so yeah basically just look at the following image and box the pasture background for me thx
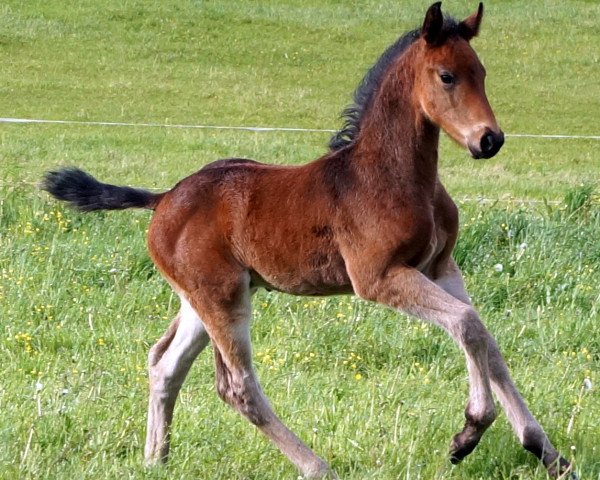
[1,0,599,478]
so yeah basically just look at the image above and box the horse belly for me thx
[248,247,352,296]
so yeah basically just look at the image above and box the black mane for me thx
[329,17,460,152]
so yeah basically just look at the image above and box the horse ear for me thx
[422,2,444,45]
[459,3,484,41]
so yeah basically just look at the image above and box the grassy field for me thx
[1,1,599,479]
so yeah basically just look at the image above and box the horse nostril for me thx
[481,132,495,154]
[478,130,504,158]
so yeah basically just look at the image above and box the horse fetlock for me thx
[522,425,574,478]
[144,442,169,466]
[539,451,574,479]
[465,403,496,430]
[144,453,168,467]
[521,424,547,459]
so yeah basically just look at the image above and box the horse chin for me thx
[469,148,485,160]
[468,144,500,160]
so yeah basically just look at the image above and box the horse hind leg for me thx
[188,271,335,479]
[145,295,210,464]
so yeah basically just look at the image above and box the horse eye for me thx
[440,73,455,85]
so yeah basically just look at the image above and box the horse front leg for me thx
[433,258,574,478]
[486,338,573,478]
[351,265,497,463]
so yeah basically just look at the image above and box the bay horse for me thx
[42,3,573,478]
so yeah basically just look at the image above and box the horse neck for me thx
[352,50,440,198]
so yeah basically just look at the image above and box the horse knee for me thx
[454,308,491,349]
[465,402,496,430]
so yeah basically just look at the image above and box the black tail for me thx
[41,167,161,212]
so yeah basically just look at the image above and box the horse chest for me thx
[404,213,448,274]
[412,223,449,274]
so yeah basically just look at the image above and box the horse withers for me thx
[42,3,573,478]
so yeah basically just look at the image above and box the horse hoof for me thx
[302,460,338,479]
[547,456,577,480]
[449,432,480,464]
[303,469,338,479]
[556,468,578,480]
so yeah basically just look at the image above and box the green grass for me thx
[1,1,599,479]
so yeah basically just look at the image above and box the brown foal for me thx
[43,2,573,478]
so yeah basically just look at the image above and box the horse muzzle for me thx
[468,129,505,159]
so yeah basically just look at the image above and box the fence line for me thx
[0,117,335,134]
[2,117,600,140]
[0,116,592,206]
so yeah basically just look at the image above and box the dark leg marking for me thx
[450,409,497,464]
[523,427,575,479]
